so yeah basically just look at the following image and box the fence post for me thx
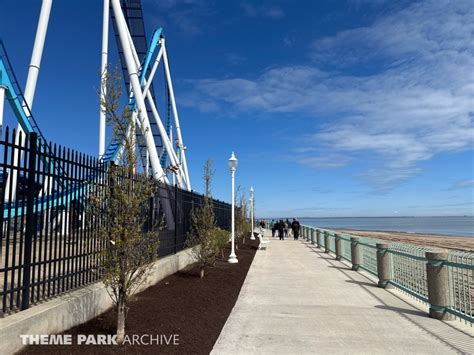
[335,234,342,260]
[306,227,310,241]
[350,237,361,271]
[425,250,454,320]
[324,231,330,253]
[311,229,315,244]
[376,243,391,288]
[317,229,322,249]
[21,132,38,310]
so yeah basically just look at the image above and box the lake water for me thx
[296,216,474,237]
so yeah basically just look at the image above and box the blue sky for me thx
[0,0,473,217]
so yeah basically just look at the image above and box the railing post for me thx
[350,237,361,271]
[311,229,315,244]
[317,229,322,249]
[21,132,38,310]
[335,234,342,260]
[324,231,330,253]
[425,250,454,320]
[376,243,391,288]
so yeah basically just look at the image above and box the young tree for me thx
[186,159,219,278]
[214,227,230,259]
[235,186,251,246]
[90,68,160,343]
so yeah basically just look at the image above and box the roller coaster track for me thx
[0,0,182,223]
[108,0,165,168]
[0,40,86,218]
[0,41,69,180]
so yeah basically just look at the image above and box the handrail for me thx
[300,224,473,325]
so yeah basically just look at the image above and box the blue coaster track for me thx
[108,0,166,169]
[0,0,169,219]
[0,40,86,218]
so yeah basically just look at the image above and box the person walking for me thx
[258,219,265,239]
[271,219,276,238]
[286,218,292,238]
[284,220,289,238]
[273,220,280,238]
[278,219,285,240]
[291,218,300,240]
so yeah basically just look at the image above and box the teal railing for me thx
[446,252,474,323]
[300,225,473,326]
[389,243,430,303]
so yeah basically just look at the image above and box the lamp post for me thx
[250,186,255,240]
[228,152,238,264]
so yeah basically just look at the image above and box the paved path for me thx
[211,233,474,354]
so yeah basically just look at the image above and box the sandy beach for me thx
[335,229,474,252]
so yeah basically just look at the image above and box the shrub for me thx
[214,227,230,259]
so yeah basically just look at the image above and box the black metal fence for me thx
[0,128,231,317]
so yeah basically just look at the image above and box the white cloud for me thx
[144,0,204,8]
[294,154,351,169]
[144,0,212,35]
[241,3,285,19]
[184,66,328,113]
[445,179,474,191]
[347,0,389,6]
[312,0,473,69]
[283,35,295,47]
[226,53,247,65]
[182,0,474,191]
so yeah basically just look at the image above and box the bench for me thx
[257,232,270,250]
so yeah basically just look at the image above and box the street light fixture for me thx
[250,186,255,240]
[228,152,238,264]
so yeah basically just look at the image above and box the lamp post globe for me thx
[228,152,238,171]
[228,152,238,264]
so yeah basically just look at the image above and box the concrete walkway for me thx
[211,234,474,354]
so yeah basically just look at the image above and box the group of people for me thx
[255,218,301,241]
[269,218,301,240]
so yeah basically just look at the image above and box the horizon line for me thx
[259,215,474,219]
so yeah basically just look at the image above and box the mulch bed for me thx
[21,240,258,355]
